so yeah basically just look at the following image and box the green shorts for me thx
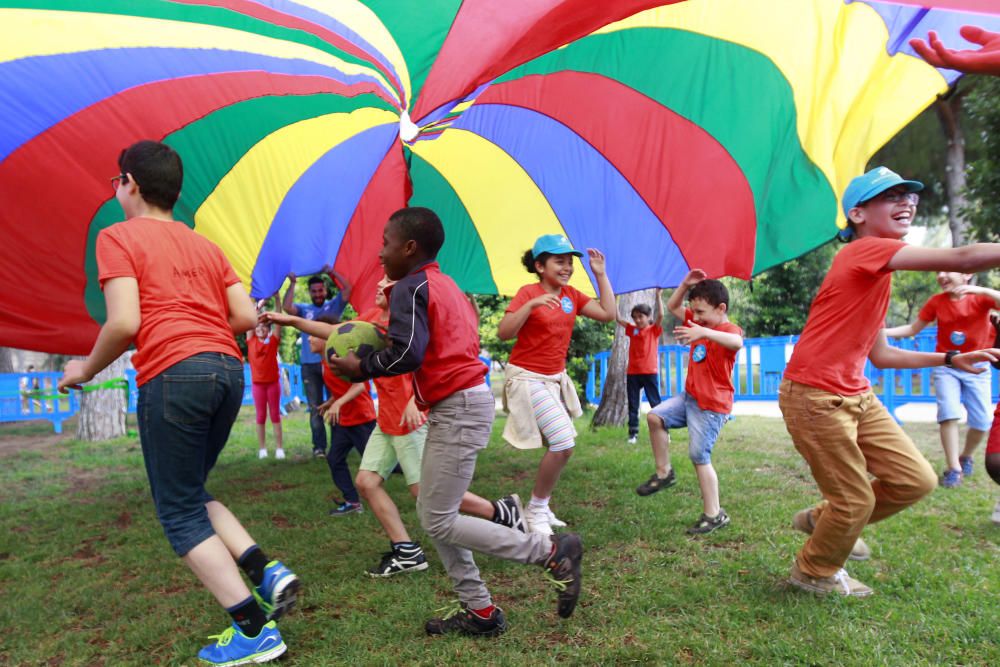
[359,423,427,485]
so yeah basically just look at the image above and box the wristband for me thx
[944,350,959,367]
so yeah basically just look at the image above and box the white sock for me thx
[529,495,550,509]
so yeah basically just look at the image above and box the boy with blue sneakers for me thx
[635,270,743,535]
[59,141,298,665]
[885,273,1000,487]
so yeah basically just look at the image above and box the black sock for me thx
[237,545,270,587]
[392,541,421,554]
[227,595,267,637]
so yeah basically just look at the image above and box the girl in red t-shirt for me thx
[498,234,616,535]
[248,321,284,460]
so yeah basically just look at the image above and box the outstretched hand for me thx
[910,26,1000,76]
[953,348,1000,373]
[674,320,708,345]
[260,311,293,326]
[587,248,606,276]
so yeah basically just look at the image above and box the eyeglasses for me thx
[869,190,919,206]
[110,173,128,192]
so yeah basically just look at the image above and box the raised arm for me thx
[666,269,706,321]
[329,268,353,303]
[578,249,616,322]
[884,318,930,339]
[282,273,299,316]
[653,287,663,323]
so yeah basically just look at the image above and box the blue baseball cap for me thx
[531,234,583,258]
[841,166,923,218]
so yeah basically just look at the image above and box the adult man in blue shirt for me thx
[283,266,352,457]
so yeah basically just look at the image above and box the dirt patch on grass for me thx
[0,430,68,458]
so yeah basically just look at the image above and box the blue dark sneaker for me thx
[198,621,285,665]
[941,469,963,488]
[960,456,974,477]
[329,501,363,516]
[254,561,300,621]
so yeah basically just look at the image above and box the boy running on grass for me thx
[263,282,525,579]
[635,271,743,535]
[884,273,1000,487]
[780,166,1000,598]
[328,207,582,637]
[617,292,664,444]
[59,140,298,665]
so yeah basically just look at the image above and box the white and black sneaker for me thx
[492,494,527,533]
[367,545,429,578]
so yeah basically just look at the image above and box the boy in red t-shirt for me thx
[58,141,295,665]
[885,273,1000,486]
[617,290,664,444]
[328,208,584,637]
[635,271,743,535]
[248,319,285,460]
[269,317,375,516]
[780,166,1000,598]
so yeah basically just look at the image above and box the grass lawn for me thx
[2,410,999,666]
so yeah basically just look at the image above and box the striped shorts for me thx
[528,381,576,452]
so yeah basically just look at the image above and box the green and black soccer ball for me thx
[325,320,388,381]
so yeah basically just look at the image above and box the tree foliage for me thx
[726,242,836,337]
[965,75,1000,243]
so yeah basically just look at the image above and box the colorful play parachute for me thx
[2,1,999,355]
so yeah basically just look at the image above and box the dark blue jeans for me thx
[627,374,662,437]
[301,362,330,453]
[327,421,375,503]
[137,352,244,556]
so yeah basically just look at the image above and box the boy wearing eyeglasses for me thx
[779,166,1000,598]
[59,140,297,665]
[884,274,1000,487]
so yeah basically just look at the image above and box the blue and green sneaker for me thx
[197,621,285,665]
[254,561,300,621]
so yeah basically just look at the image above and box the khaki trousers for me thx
[779,379,936,578]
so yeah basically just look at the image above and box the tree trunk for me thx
[77,353,128,441]
[0,347,13,374]
[591,289,658,427]
[936,90,970,247]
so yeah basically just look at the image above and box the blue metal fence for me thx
[585,327,1000,421]
[0,364,306,434]
[1,355,492,434]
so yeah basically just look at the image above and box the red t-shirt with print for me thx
[507,283,591,375]
[784,237,907,395]
[96,217,242,386]
[357,307,427,436]
[625,323,663,375]
[247,335,280,384]
[683,308,742,413]
[321,363,376,427]
[918,292,995,353]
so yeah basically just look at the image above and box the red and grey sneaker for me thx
[425,602,508,637]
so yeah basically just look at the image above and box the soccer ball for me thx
[325,320,388,381]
